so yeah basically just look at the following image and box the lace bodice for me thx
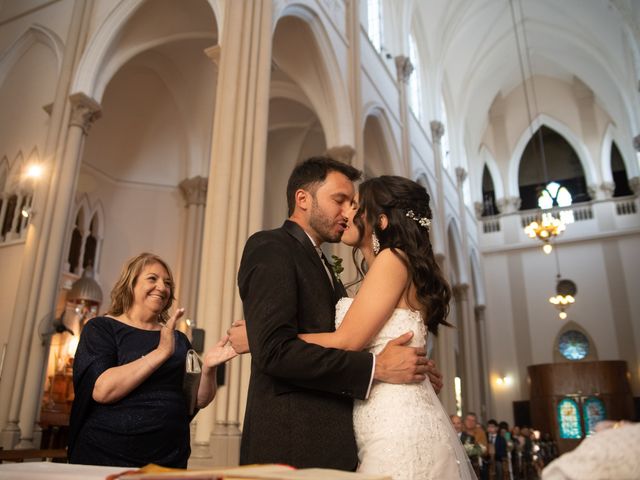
[334,297,427,354]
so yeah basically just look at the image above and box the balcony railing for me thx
[479,195,638,235]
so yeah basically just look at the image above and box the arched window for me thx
[583,397,606,437]
[440,97,451,170]
[557,398,583,439]
[1,194,17,239]
[481,165,498,216]
[366,0,383,52]
[83,214,98,269]
[518,126,590,210]
[0,161,7,192]
[611,143,632,197]
[538,181,574,224]
[408,33,422,119]
[68,212,83,274]
[0,159,34,243]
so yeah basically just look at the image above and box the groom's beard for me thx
[309,200,343,244]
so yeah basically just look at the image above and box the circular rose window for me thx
[558,330,589,361]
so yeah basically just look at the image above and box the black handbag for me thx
[183,349,202,416]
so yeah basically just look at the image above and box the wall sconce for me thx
[25,163,44,179]
[496,375,513,386]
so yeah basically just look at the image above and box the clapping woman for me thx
[68,252,236,468]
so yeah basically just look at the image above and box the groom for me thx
[233,156,442,470]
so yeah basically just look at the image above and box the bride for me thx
[298,175,476,479]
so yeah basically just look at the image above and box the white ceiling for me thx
[410,0,639,153]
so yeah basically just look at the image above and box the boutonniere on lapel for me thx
[330,255,344,281]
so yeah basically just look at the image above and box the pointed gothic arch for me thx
[0,24,63,88]
[508,114,598,199]
[72,0,218,102]
[273,4,353,147]
[362,106,400,176]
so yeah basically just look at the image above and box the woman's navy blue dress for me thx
[68,316,192,468]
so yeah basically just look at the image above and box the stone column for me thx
[14,93,101,449]
[452,283,480,415]
[454,168,481,414]
[496,196,522,244]
[431,121,447,233]
[395,56,413,176]
[178,176,208,316]
[0,0,95,448]
[347,0,363,172]
[434,254,456,413]
[475,305,491,420]
[192,0,273,465]
[430,121,455,413]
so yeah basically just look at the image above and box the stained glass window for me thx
[538,181,574,224]
[583,397,606,436]
[558,330,589,361]
[558,398,582,439]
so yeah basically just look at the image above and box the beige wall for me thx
[75,168,185,307]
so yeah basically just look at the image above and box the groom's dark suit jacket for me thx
[238,220,373,470]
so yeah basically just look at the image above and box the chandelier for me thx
[524,213,566,254]
[549,277,577,320]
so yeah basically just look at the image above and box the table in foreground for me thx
[0,462,124,479]
[0,463,392,480]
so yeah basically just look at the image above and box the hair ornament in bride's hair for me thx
[405,210,431,228]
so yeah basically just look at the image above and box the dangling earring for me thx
[372,232,380,255]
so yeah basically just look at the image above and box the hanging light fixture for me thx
[509,0,567,252]
[524,213,566,254]
[509,1,577,318]
[549,277,577,320]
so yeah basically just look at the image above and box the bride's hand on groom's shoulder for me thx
[373,332,430,384]
[227,319,250,354]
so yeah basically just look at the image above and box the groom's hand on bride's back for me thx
[374,332,431,385]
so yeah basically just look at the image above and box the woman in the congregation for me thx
[68,252,236,468]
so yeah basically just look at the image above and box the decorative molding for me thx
[455,167,467,185]
[600,181,616,199]
[325,145,356,165]
[633,134,640,152]
[394,55,413,84]
[204,45,221,65]
[496,196,521,214]
[473,201,484,219]
[587,184,598,200]
[452,283,469,302]
[430,120,445,143]
[68,93,101,135]
[179,176,208,206]
[629,176,640,195]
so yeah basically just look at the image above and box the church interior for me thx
[0,0,638,469]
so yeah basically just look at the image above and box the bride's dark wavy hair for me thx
[352,176,452,335]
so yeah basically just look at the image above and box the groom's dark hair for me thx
[286,156,361,215]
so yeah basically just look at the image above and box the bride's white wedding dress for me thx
[335,297,476,480]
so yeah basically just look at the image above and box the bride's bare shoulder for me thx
[367,248,409,280]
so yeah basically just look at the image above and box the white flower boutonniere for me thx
[330,254,344,280]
